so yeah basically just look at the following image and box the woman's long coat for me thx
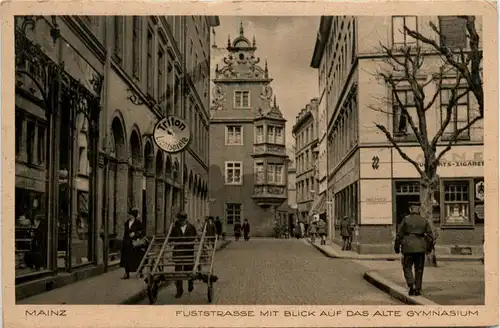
[120,219,145,272]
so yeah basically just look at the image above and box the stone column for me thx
[132,168,143,211]
[115,161,128,241]
[155,178,165,234]
[145,173,156,237]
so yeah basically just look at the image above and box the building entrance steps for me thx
[18,240,231,305]
[307,238,484,262]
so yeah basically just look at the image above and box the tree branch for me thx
[374,122,424,176]
[434,114,483,166]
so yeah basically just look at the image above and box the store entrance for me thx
[395,195,420,226]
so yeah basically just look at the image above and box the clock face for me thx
[153,116,191,154]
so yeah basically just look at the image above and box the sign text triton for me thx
[153,116,191,154]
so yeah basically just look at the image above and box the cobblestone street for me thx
[138,238,402,305]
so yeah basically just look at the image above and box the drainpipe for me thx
[101,17,112,271]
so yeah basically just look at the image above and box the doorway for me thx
[394,181,420,229]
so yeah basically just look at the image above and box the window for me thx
[157,44,165,108]
[443,180,471,225]
[255,162,264,183]
[255,126,264,143]
[132,17,141,78]
[392,16,417,46]
[439,16,468,49]
[225,203,242,225]
[147,29,154,96]
[440,87,470,140]
[266,125,284,144]
[26,120,35,164]
[226,125,243,145]
[37,125,46,165]
[275,126,284,144]
[225,161,242,185]
[393,89,418,136]
[234,91,250,108]
[114,16,124,61]
[267,164,275,183]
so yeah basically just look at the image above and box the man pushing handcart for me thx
[136,212,219,304]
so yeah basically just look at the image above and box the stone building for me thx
[292,99,319,223]
[209,23,288,237]
[311,16,483,254]
[14,15,218,300]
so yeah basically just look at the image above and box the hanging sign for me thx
[153,116,191,153]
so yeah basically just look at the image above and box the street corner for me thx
[307,238,340,258]
[363,271,438,306]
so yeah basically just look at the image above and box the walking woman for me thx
[234,221,242,241]
[317,218,327,245]
[242,219,250,241]
[309,220,318,243]
[120,208,146,280]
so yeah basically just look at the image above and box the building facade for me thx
[292,99,319,223]
[14,15,219,299]
[311,16,483,254]
[209,24,288,237]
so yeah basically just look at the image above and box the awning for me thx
[309,193,327,216]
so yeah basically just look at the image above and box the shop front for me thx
[354,145,485,255]
[15,17,104,296]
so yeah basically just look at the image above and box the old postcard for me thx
[1,0,498,327]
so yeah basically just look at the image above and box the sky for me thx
[210,16,320,149]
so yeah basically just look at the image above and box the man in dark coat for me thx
[394,202,434,296]
[214,216,223,240]
[340,216,352,251]
[170,212,198,298]
[242,219,250,241]
[120,208,145,279]
[206,216,217,246]
[233,221,242,241]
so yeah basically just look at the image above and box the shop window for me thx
[225,203,241,225]
[443,180,471,226]
[473,179,484,224]
[15,188,47,277]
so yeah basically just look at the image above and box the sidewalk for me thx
[308,239,483,262]
[19,240,231,305]
[362,260,485,305]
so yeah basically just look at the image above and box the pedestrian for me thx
[170,212,198,298]
[206,216,217,246]
[340,215,352,251]
[347,219,355,250]
[234,221,242,241]
[195,218,204,236]
[242,219,250,241]
[25,214,47,271]
[309,220,317,243]
[120,208,146,280]
[299,221,305,238]
[394,202,434,296]
[317,218,327,245]
[215,216,223,240]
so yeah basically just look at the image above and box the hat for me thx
[176,212,188,221]
[128,208,139,217]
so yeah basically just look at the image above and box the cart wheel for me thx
[207,282,214,303]
[147,274,158,304]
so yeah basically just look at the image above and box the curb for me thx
[363,271,438,306]
[308,239,483,262]
[121,240,232,304]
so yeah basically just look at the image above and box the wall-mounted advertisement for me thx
[359,179,392,225]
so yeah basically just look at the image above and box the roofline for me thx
[291,110,313,134]
[310,16,333,69]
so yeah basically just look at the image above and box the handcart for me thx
[136,219,219,304]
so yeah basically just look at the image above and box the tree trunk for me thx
[420,172,439,240]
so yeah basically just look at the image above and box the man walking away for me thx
[394,202,434,296]
[234,221,242,241]
[340,216,352,251]
[215,216,223,240]
[170,212,198,298]
[317,218,327,245]
[242,219,250,241]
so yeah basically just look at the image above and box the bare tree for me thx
[373,16,483,229]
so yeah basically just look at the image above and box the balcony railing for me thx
[252,144,286,157]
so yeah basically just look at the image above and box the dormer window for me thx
[234,91,250,108]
